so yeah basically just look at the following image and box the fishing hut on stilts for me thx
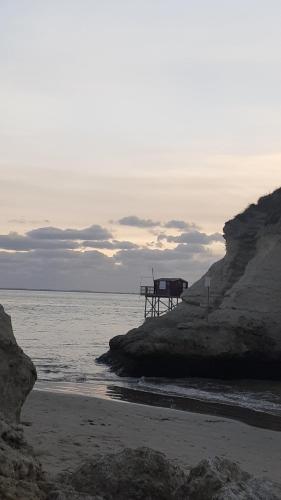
[140,276,188,319]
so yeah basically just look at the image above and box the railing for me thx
[140,286,155,296]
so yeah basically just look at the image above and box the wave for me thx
[135,378,281,416]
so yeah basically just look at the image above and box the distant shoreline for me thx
[0,287,137,296]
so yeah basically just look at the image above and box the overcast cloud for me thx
[27,225,112,240]
[0,220,225,291]
[0,233,80,251]
[158,231,223,245]
[163,220,199,231]
[117,216,161,228]
[0,246,218,292]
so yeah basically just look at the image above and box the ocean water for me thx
[2,289,281,418]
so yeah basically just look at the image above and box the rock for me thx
[99,188,281,378]
[54,449,281,500]
[60,447,189,500]
[0,413,47,500]
[0,304,47,499]
[186,457,281,499]
[0,304,37,421]
[47,488,100,500]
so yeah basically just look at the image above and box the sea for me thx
[2,289,281,422]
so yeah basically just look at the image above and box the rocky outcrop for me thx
[49,449,281,500]
[0,416,46,500]
[0,305,47,499]
[185,456,281,500]
[100,188,281,378]
[56,447,189,500]
[0,305,36,421]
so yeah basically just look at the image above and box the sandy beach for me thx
[22,389,281,483]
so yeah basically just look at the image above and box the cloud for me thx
[0,242,222,292]
[82,240,139,250]
[0,233,79,251]
[0,232,141,252]
[158,231,223,245]
[117,216,160,228]
[163,220,199,231]
[27,224,112,240]
[0,232,140,252]
[0,248,115,291]
[114,243,211,264]
[1,247,224,292]
[0,221,225,291]
[117,216,205,233]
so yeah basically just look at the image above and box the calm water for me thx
[2,289,281,417]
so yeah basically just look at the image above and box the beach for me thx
[22,389,281,483]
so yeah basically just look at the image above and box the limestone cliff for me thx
[181,186,281,323]
[100,188,281,378]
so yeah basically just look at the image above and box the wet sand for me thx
[106,384,281,432]
[22,389,281,482]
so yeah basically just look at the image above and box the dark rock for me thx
[55,449,281,500]
[186,457,281,499]
[0,305,46,499]
[0,414,46,500]
[0,304,37,421]
[61,447,189,500]
[46,488,100,499]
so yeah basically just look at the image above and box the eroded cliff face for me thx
[181,187,281,324]
[100,188,281,378]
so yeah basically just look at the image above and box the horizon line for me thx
[0,287,138,296]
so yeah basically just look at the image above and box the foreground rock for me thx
[0,305,36,421]
[186,456,281,500]
[50,449,281,500]
[0,416,46,500]
[58,447,188,500]
[0,305,47,499]
[100,188,281,378]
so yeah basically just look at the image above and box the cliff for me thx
[100,187,281,378]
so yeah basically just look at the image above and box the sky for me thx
[0,1,281,292]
